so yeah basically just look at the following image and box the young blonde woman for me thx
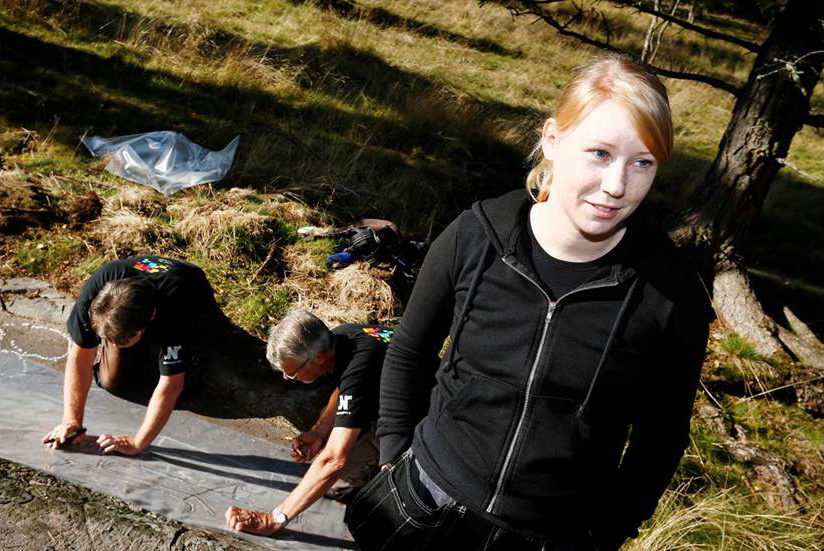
[345,54,710,551]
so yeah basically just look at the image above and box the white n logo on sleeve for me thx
[337,394,353,414]
[163,345,182,364]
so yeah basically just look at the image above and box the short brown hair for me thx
[89,279,156,345]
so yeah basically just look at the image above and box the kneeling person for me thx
[225,309,391,535]
[43,256,223,455]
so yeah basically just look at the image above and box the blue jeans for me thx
[344,450,598,551]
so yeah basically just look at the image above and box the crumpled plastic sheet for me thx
[0,333,351,550]
[82,131,240,196]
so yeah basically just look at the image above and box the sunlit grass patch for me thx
[703,331,792,398]
[12,235,85,276]
[719,334,760,360]
[233,287,292,338]
[627,485,822,551]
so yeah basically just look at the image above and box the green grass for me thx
[0,2,822,546]
[719,334,760,360]
[13,236,85,276]
[234,288,291,338]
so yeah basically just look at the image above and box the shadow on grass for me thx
[0,0,532,235]
[290,0,525,59]
[1,1,821,333]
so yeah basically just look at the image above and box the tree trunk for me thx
[670,0,824,357]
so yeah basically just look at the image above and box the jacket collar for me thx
[471,189,643,285]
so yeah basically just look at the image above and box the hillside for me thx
[1,1,822,548]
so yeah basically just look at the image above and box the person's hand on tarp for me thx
[97,433,143,455]
[225,506,280,536]
[42,423,86,449]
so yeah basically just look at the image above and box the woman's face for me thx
[541,99,658,240]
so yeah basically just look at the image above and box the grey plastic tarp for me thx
[0,320,351,550]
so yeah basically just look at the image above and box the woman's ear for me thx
[541,118,559,161]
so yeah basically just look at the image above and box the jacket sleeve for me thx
[592,282,709,550]
[377,216,461,465]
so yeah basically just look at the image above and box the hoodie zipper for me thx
[485,258,621,515]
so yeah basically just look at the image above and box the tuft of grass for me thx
[719,334,760,360]
[705,331,794,398]
[70,254,110,282]
[285,237,336,278]
[627,485,822,551]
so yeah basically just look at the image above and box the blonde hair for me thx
[526,53,673,202]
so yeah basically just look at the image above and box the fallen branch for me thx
[249,242,277,283]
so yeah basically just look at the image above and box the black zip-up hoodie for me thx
[378,190,709,549]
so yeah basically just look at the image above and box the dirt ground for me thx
[0,459,272,551]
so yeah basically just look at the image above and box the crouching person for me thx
[225,309,391,536]
[43,255,224,455]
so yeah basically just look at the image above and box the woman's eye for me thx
[635,159,654,168]
[592,149,610,160]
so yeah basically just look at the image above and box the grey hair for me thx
[266,309,333,370]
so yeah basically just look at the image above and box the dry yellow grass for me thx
[284,262,395,326]
[93,208,167,251]
[626,485,822,551]
[105,186,167,217]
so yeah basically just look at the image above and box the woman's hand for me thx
[96,434,143,455]
[224,506,279,536]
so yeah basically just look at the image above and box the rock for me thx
[0,277,74,325]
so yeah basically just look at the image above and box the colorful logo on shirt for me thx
[363,327,393,343]
[133,257,173,274]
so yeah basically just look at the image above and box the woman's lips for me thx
[587,201,620,218]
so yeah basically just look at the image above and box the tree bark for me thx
[670,0,824,357]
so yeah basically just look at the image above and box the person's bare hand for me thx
[96,434,142,455]
[225,506,278,536]
[291,431,323,463]
[42,423,85,449]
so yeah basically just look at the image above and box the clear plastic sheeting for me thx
[82,131,240,195]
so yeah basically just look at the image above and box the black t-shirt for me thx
[66,256,216,376]
[331,324,393,430]
[526,221,629,300]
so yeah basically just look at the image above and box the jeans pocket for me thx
[345,450,449,551]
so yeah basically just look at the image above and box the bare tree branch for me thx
[492,0,762,52]
[505,4,741,95]
[610,0,761,52]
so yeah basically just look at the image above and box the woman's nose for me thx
[600,162,627,197]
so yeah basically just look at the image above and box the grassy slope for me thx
[1,0,822,548]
